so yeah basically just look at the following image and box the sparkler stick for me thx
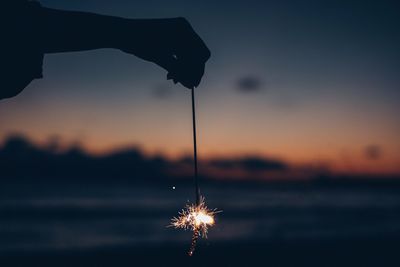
[191,88,200,206]
[170,88,220,256]
[190,87,201,256]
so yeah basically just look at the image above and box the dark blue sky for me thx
[0,0,399,174]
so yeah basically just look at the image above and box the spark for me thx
[170,196,221,255]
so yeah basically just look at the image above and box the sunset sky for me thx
[0,0,399,175]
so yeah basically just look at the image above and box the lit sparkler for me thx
[170,196,220,256]
[170,88,221,256]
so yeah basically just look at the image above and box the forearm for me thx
[40,7,134,53]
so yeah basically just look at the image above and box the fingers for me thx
[175,19,210,88]
[176,18,211,64]
[167,71,178,84]
[166,59,205,89]
[153,18,211,89]
[159,51,204,89]
[156,54,178,73]
[154,53,200,88]
[156,55,192,87]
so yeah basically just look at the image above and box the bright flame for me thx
[170,196,220,238]
[195,211,214,226]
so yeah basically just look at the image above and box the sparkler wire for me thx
[191,88,200,206]
[170,88,220,257]
[190,88,200,255]
[172,88,217,256]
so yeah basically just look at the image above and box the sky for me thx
[0,0,399,175]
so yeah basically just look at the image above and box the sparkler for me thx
[171,196,220,256]
[170,88,220,256]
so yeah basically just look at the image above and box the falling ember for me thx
[170,196,221,255]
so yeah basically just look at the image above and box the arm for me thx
[39,7,211,88]
[40,8,129,53]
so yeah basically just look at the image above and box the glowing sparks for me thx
[195,211,214,226]
[170,196,220,255]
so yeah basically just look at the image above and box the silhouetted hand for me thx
[1,3,212,100]
[121,18,211,89]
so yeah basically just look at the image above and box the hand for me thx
[121,18,211,89]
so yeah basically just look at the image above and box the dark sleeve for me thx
[1,0,45,100]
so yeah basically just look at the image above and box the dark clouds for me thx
[152,84,173,99]
[365,145,382,160]
[210,156,287,172]
[0,135,289,182]
[236,76,263,93]
[0,135,167,181]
